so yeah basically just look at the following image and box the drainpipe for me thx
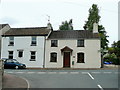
[43,36,46,68]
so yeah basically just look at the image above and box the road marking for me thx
[20,77,30,89]
[103,72,112,74]
[82,72,89,74]
[27,72,35,74]
[97,85,104,90]
[70,72,79,74]
[88,73,94,80]
[16,72,24,74]
[91,72,101,74]
[59,72,68,74]
[48,72,57,74]
[7,72,13,73]
[37,72,46,74]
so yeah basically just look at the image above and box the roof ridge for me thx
[11,27,47,29]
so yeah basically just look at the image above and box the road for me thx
[4,69,119,89]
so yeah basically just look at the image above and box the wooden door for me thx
[63,52,70,67]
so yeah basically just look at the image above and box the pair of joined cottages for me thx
[1,23,101,68]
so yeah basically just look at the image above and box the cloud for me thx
[0,16,19,25]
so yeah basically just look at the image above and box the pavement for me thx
[2,74,28,89]
[2,64,119,89]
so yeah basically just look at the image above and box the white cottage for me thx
[45,23,101,68]
[1,27,51,68]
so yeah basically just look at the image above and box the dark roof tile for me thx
[3,27,50,36]
[48,30,100,39]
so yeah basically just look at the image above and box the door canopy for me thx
[61,46,73,52]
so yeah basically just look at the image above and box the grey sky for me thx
[0,0,118,46]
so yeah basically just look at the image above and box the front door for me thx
[63,52,70,67]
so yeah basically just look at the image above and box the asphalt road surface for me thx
[4,69,119,89]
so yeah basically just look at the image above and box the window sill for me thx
[77,46,84,47]
[30,59,36,61]
[31,45,37,46]
[8,45,14,46]
[77,62,85,63]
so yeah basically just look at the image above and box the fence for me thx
[0,59,4,90]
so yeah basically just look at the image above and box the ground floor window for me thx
[50,52,57,62]
[18,51,23,58]
[30,51,36,61]
[77,53,84,63]
[8,51,13,59]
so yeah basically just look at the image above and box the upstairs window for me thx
[8,51,13,59]
[31,36,37,46]
[77,39,84,47]
[51,40,58,47]
[9,37,14,46]
[50,52,57,62]
[77,53,84,63]
[30,51,36,61]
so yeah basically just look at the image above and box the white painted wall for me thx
[45,39,101,68]
[1,36,45,68]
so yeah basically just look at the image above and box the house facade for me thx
[1,23,101,68]
[1,27,51,68]
[45,23,101,68]
[0,24,11,57]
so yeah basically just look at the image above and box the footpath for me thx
[2,64,119,89]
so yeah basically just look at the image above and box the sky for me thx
[0,0,119,46]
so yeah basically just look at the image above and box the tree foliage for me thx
[59,19,73,30]
[83,4,109,49]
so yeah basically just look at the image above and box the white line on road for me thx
[91,72,101,74]
[27,72,35,74]
[103,72,112,74]
[16,72,24,74]
[37,72,46,74]
[88,73,94,80]
[59,72,68,74]
[7,72,13,73]
[97,85,104,90]
[47,72,57,74]
[70,72,79,74]
[81,72,89,74]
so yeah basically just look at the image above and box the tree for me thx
[83,4,109,49]
[59,19,73,30]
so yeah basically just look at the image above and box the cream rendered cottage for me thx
[45,23,101,68]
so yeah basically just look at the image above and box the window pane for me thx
[18,51,23,57]
[77,53,84,63]
[8,51,13,59]
[51,40,57,47]
[10,37,14,40]
[50,53,57,62]
[77,40,84,47]
[32,37,36,40]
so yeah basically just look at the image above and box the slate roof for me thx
[0,24,8,30]
[3,27,50,36]
[48,30,100,39]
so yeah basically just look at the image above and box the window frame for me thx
[77,52,85,63]
[51,40,58,47]
[30,51,36,61]
[18,51,23,58]
[9,37,14,46]
[8,51,13,59]
[77,39,84,47]
[31,36,37,46]
[50,52,57,62]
